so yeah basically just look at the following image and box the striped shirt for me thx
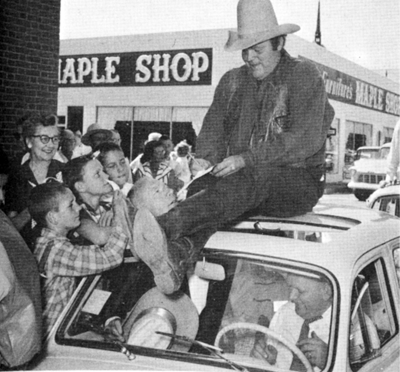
[34,226,128,338]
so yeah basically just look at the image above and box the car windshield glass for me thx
[379,147,390,160]
[355,149,379,160]
[57,254,336,371]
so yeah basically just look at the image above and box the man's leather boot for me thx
[157,188,225,241]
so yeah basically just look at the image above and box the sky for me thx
[60,0,400,73]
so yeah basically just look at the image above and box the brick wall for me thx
[0,0,61,160]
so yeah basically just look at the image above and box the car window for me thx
[56,254,336,371]
[393,248,400,287]
[349,259,398,371]
[371,196,399,217]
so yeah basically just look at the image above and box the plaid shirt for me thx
[34,226,128,338]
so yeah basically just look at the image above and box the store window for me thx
[325,118,339,174]
[343,121,373,180]
[349,259,397,371]
[383,127,394,144]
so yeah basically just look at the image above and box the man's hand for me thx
[297,331,328,369]
[104,318,125,343]
[190,158,212,177]
[250,337,277,365]
[212,155,245,178]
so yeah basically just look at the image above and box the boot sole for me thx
[133,208,182,294]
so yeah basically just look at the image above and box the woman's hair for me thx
[141,140,164,164]
[62,155,92,197]
[95,142,124,166]
[21,113,60,139]
[28,182,69,227]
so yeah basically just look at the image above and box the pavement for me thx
[324,182,352,195]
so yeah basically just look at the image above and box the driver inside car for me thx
[251,273,332,371]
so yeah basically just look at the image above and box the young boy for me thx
[28,182,129,338]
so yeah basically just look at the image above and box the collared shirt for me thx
[34,226,128,337]
[196,49,335,176]
[268,302,331,371]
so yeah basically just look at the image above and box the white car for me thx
[30,204,400,372]
[367,183,400,218]
[348,143,391,201]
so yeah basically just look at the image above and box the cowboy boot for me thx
[157,188,225,241]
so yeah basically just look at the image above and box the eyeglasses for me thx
[31,135,60,144]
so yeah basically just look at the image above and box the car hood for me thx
[351,159,387,172]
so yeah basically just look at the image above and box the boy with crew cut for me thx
[28,182,129,338]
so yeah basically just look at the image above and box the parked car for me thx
[367,183,400,218]
[342,147,379,182]
[30,204,400,372]
[348,143,391,201]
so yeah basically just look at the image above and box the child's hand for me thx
[98,209,114,227]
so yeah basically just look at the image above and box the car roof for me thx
[206,204,400,274]
[368,184,400,202]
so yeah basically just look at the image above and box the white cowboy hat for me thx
[123,287,199,352]
[225,0,300,52]
[81,123,112,146]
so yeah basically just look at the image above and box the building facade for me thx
[58,29,399,183]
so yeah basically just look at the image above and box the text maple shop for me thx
[58,48,213,87]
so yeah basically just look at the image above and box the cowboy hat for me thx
[123,287,199,352]
[81,123,112,146]
[225,0,300,52]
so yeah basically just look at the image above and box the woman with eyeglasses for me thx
[5,114,64,251]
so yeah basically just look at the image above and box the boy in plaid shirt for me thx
[28,182,129,338]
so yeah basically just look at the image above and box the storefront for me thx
[58,29,399,182]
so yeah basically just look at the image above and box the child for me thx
[28,182,129,338]
[96,142,134,196]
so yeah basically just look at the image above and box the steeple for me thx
[315,1,322,46]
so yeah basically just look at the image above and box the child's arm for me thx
[76,218,113,246]
[47,226,128,277]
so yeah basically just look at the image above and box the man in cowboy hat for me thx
[123,0,335,295]
[153,0,334,236]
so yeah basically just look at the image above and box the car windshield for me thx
[355,149,380,160]
[56,252,337,372]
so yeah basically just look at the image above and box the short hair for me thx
[28,182,69,227]
[141,140,164,164]
[62,155,92,197]
[22,113,60,139]
[128,177,150,208]
[270,35,286,51]
[95,142,124,166]
[159,135,170,142]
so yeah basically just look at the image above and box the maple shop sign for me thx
[58,48,212,87]
[300,56,399,117]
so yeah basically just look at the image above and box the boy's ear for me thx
[46,210,58,226]
[74,180,86,193]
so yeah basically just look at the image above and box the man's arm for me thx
[76,218,113,246]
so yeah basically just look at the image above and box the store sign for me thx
[300,56,399,117]
[58,48,212,87]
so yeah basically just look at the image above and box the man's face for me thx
[286,275,332,320]
[133,178,177,217]
[242,39,281,80]
[90,132,110,150]
[53,189,82,231]
[61,131,76,159]
[79,159,113,196]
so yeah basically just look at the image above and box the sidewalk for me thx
[324,182,351,195]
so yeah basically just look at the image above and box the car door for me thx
[348,241,399,372]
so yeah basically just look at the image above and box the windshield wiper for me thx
[156,332,249,372]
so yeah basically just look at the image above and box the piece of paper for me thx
[82,289,112,315]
